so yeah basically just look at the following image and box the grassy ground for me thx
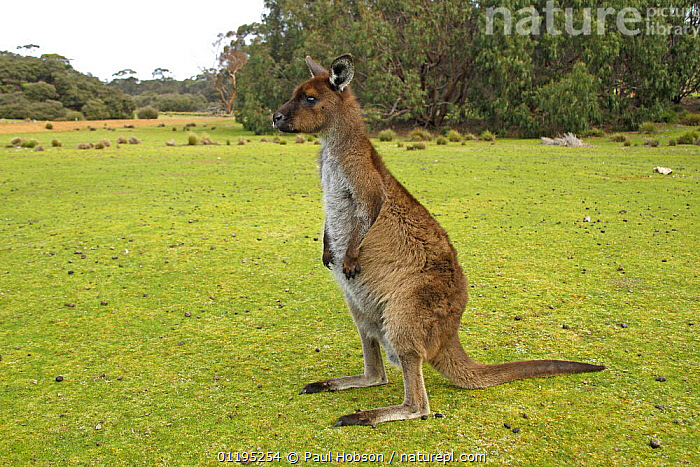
[0,120,697,465]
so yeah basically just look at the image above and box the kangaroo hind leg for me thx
[300,326,387,394]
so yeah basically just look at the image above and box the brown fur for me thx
[273,55,604,427]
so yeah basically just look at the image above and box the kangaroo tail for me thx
[430,337,605,390]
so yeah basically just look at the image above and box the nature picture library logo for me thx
[485,2,700,36]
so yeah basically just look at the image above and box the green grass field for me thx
[1,120,698,465]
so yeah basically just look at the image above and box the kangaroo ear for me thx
[305,56,327,78]
[329,54,354,92]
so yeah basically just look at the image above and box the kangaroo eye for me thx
[305,96,317,105]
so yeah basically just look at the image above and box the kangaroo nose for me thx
[272,112,284,126]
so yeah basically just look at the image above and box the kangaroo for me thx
[272,54,604,427]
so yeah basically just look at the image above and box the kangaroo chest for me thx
[320,157,359,262]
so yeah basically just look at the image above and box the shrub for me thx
[659,108,677,123]
[279,139,287,145]
[10,137,22,146]
[580,128,605,137]
[100,139,111,148]
[226,139,231,145]
[668,139,676,146]
[238,138,246,145]
[165,140,175,146]
[306,135,314,142]
[643,138,659,147]
[638,121,657,134]
[116,136,127,144]
[396,142,404,148]
[172,127,177,132]
[187,133,197,145]
[480,130,496,141]
[51,139,62,147]
[200,133,213,145]
[463,133,476,141]
[295,135,305,144]
[137,106,159,120]
[680,113,700,126]
[677,130,698,145]
[81,99,110,120]
[128,136,141,144]
[94,142,105,150]
[76,143,93,150]
[237,104,275,135]
[412,142,426,150]
[436,136,447,145]
[34,145,44,152]
[379,129,396,141]
[45,122,53,130]
[623,139,631,147]
[446,130,462,142]
[20,139,38,148]
[610,133,627,142]
[65,110,85,121]
[409,128,432,141]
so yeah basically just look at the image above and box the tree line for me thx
[232,0,700,136]
[0,52,221,121]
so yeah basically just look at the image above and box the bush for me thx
[34,145,44,152]
[116,136,127,144]
[677,131,698,145]
[638,121,657,134]
[480,130,496,141]
[279,139,287,145]
[238,138,246,145]
[463,133,476,141]
[237,104,275,135]
[295,135,305,144]
[100,139,111,148]
[379,129,396,141]
[609,133,627,142]
[20,139,38,148]
[200,133,213,145]
[137,106,159,120]
[436,136,447,145]
[668,139,676,146]
[51,139,62,147]
[10,137,22,146]
[643,139,659,147]
[65,110,85,121]
[680,113,700,126]
[76,143,93,150]
[623,139,631,147]
[306,135,314,142]
[446,130,462,142]
[94,142,105,150]
[409,128,432,141]
[128,136,141,144]
[659,108,677,123]
[187,133,197,145]
[82,99,111,120]
[580,128,605,137]
[412,142,426,150]
[165,140,175,146]
[45,122,53,130]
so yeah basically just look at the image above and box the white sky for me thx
[0,0,266,82]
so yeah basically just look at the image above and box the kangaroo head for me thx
[272,54,355,134]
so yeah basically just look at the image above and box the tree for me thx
[113,69,137,78]
[209,32,248,114]
[152,68,172,80]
